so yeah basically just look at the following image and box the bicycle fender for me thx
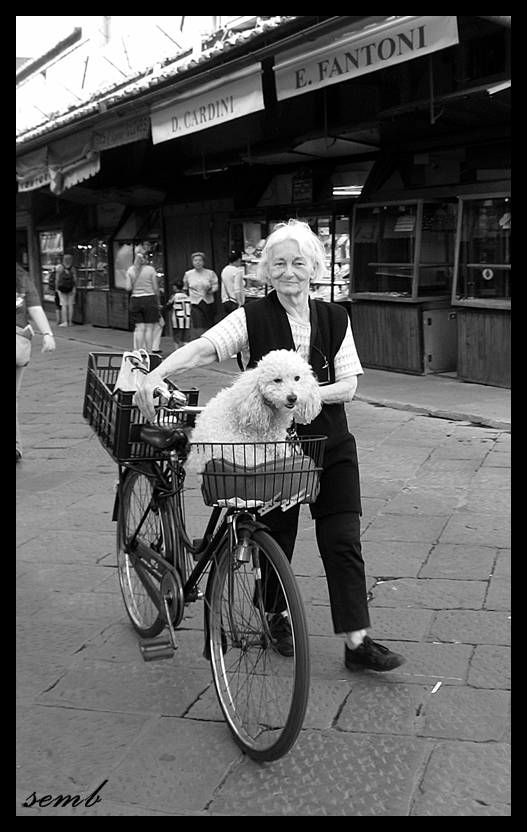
[231,513,269,535]
[112,489,120,522]
[112,468,128,522]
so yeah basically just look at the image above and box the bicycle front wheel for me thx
[117,470,174,638]
[207,529,310,762]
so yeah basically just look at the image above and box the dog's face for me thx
[252,350,322,424]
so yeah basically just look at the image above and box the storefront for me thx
[349,140,511,383]
[350,198,458,374]
[17,15,510,384]
[452,192,511,387]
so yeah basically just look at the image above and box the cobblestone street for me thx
[16,326,511,816]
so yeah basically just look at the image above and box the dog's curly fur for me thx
[186,349,322,473]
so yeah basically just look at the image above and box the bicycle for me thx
[83,352,326,762]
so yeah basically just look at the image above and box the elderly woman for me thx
[182,251,218,339]
[135,220,405,673]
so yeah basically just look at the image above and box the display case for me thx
[229,219,268,301]
[452,194,511,388]
[302,213,351,303]
[75,239,109,289]
[351,200,457,300]
[39,230,63,302]
[349,199,458,374]
[453,194,511,308]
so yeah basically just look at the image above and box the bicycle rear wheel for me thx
[207,529,310,762]
[117,470,174,638]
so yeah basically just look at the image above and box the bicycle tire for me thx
[207,528,310,762]
[117,470,175,638]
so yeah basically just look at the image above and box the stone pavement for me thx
[16,324,511,816]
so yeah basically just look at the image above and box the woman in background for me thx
[182,252,218,339]
[125,252,160,353]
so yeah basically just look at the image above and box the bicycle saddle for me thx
[140,424,191,451]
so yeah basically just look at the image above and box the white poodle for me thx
[186,349,322,474]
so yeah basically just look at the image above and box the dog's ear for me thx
[230,368,273,431]
[294,381,323,424]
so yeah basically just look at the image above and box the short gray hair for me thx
[257,219,327,282]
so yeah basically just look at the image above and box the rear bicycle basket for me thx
[83,352,199,463]
[195,437,326,513]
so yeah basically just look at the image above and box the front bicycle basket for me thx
[196,437,326,513]
[83,352,199,463]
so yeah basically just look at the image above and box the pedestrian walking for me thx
[135,219,406,673]
[55,253,77,327]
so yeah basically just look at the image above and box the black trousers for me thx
[263,504,371,633]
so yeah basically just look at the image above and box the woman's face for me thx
[267,240,313,300]
[192,255,205,269]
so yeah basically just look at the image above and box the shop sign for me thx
[93,115,150,152]
[292,170,313,204]
[275,16,459,101]
[150,65,264,144]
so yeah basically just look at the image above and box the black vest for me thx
[243,291,351,450]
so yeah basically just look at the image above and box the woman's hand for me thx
[134,371,166,421]
[41,333,56,353]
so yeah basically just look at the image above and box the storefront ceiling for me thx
[56,184,167,206]
[16,16,510,207]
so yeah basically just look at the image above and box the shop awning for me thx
[274,15,459,101]
[48,130,100,196]
[16,146,50,192]
[16,130,100,196]
[150,64,265,145]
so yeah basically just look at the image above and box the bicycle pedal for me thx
[139,636,175,662]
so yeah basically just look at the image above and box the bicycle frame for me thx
[116,453,269,614]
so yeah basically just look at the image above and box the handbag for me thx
[16,324,34,367]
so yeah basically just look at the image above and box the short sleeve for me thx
[202,307,249,361]
[334,319,364,379]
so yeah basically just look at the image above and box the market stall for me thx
[452,193,511,387]
[350,199,458,374]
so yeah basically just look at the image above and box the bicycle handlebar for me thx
[153,387,204,416]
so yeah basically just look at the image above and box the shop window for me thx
[305,214,351,303]
[453,195,511,308]
[39,231,63,301]
[231,214,352,304]
[351,200,457,300]
[75,239,109,289]
[229,220,267,300]
[113,237,164,296]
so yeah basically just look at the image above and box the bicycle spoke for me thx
[117,471,172,638]
[207,529,309,761]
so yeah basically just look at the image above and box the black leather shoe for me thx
[345,637,406,672]
[268,613,294,657]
